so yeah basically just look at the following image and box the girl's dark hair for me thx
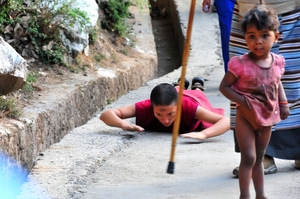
[150,83,178,106]
[241,5,280,33]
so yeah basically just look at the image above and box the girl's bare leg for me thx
[235,110,256,199]
[252,126,272,199]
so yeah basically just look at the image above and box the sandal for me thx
[191,77,206,91]
[263,155,277,175]
[232,162,277,177]
[264,162,277,175]
[173,78,190,90]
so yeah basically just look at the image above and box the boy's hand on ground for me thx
[121,123,144,132]
[180,132,206,140]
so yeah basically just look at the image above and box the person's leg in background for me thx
[213,0,236,72]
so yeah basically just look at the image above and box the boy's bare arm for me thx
[180,106,230,140]
[99,104,144,132]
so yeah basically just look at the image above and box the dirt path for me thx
[81,130,300,199]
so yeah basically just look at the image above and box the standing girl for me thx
[219,5,290,199]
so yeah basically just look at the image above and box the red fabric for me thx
[135,89,224,134]
[183,89,224,129]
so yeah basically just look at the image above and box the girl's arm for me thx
[278,81,287,103]
[99,104,144,132]
[278,81,290,120]
[219,71,250,109]
[180,106,230,140]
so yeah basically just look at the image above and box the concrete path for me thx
[17,1,300,199]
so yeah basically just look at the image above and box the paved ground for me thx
[17,1,300,199]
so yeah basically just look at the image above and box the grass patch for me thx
[0,97,22,118]
[26,72,38,83]
[94,54,105,62]
[22,72,39,98]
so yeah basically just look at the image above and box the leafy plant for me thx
[22,83,34,98]
[22,72,39,98]
[88,27,98,45]
[100,0,131,37]
[39,43,67,64]
[0,97,22,118]
[0,6,14,32]
[94,54,105,62]
[0,0,91,65]
[26,72,38,83]
[106,98,114,105]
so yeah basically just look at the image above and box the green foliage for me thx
[22,72,39,98]
[114,20,129,37]
[106,98,114,105]
[26,72,38,83]
[0,0,24,32]
[0,0,91,65]
[54,1,91,30]
[94,54,105,62]
[6,0,24,10]
[22,83,34,98]
[88,27,98,45]
[39,44,67,64]
[69,65,80,73]
[0,7,12,31]
[0,97,22,118]
[100,0,131,36]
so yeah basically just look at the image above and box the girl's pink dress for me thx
[228,53,285,126]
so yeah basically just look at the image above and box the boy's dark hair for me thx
[150,83,178,106]
[241,5,280,33]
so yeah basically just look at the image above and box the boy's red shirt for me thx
[135,89,224,134]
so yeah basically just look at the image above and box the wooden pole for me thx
[167,0,197,174]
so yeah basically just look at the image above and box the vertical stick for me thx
[167,0,197,174]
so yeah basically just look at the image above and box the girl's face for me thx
[153,104,177,127]
[244,24,279,59]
